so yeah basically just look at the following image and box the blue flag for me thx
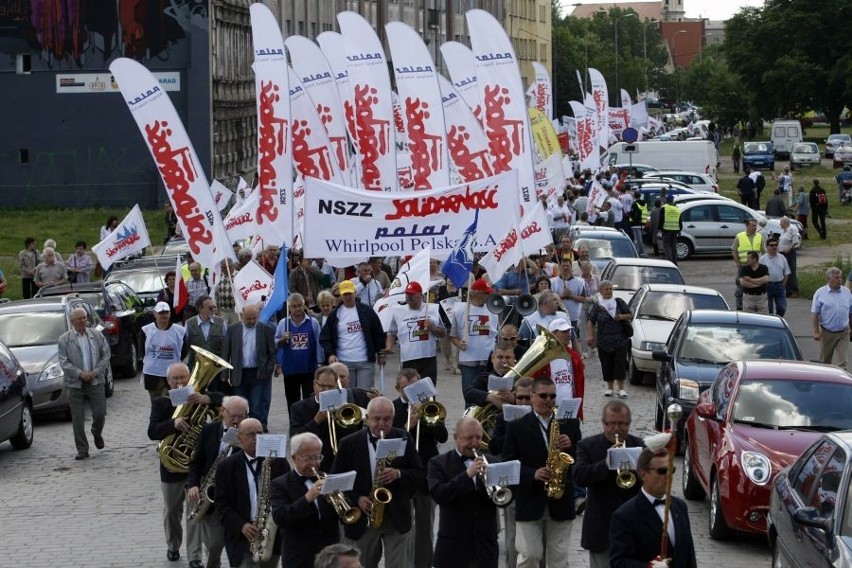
[260,244,289,324]
[442,209,479,289]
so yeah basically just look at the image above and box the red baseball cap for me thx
[470,279,494,294]
[405,281,423,295]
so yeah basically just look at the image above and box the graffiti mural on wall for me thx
[0,0,207,69]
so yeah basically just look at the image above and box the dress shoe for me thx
[189,561,204,568]
[167,550,180,562]
[93,433,105,449]
[75,452,90,460]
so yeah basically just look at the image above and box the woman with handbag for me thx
[586,280,633,399]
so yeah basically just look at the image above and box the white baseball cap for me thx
[154,302,171,313]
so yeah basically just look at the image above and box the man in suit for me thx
[224,304,276,432]
[269,432,340,568]
[463,340,517,409]
[393,369,449,568]
[609,446,697,568]
[187,395,250,568]
[428,416,500,568]
[57,306,112,460]
[573,400,644,568]
[149,363,224,566]
[330,396,425,568]
[214,418,290,568]
[503,377,582,568]
[185,295,228,370]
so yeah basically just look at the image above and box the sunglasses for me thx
[535,393,557,400]
[648,466,674,475]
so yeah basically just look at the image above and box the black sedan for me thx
[0,339,33,450]
[652,310,802,448]
[769,431,852,567]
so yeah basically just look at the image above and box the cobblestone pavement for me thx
[6,253,832,567]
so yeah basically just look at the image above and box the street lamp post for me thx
[615,13,637,104]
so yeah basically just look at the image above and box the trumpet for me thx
[473,450,513,508]
[613,434,637,489]
[312,468,362,525]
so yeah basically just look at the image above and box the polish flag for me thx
[173,255,188,315]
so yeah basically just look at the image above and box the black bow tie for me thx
[300,474,318,483]
[653,498,666,507]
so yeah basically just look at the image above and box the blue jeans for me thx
[460,364,486,406]
[767,282,787,316]
[339,360,375,390]
[233,368,267,426]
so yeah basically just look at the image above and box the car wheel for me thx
[10,404,34,450]
[682,434,706,500]
[629,357,644,385]
[709,474,733,540]
[676,237,693,261]
[122,343,138,378]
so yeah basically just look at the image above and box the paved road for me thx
[8,251,840,567]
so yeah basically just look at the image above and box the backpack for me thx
[818,192,828,206]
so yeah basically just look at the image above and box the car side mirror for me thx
[695,402,717,419]
[652,350,671,362]
[793,507,834,539]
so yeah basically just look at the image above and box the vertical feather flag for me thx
[442,210,479,288]
[260,244,290,324]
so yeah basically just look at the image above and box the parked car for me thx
[652,310,801,446]
[684,361,852,539]
[790,142,821,170]
[599,258,684,304]
[642,171,719,193]
[833,143,852,169]
[35,282,152,377]
[0,297,115,418]
[825,133,851,158]
[161,236,190,257]
[625,180,730,208]
[610,163,658,178]
[742,141,775,171]
[0,339,34,450]
[627,284,729,385]
[106,264,172,306]
[569,229,638,271]
[769,431,852,566]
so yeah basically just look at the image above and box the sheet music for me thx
[256,434,288,458]
[222,427,238,445]
[403,377,437,403]
[502,404,533,421]
[168,385,194,406]
[607,447,643,469]
[319,389,348,412]
[555,397,582,420]
[486,460,521,486]
[487,374,513,392]
[320,470,357,495]
[376,437,406,461]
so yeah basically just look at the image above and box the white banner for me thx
[529,62,553,120]
[233,259,273,312]
[387,22,451,190]
[631,100,650,129]
[92,204,151,269]
[223,190,260,243]
[288,66,343,184]
[478,220,522,282]
[302,171,519,260]
[534,153,565,204]
[588,68,610,150]
[608,108,630,132]
[210,179,233,212]
[467,9,535,207]
[441,41,482,125]
[373,246,431,331]
[317,31,360,186]
[438,74,494,183]
[109,58,233,270]
[588,179,608,212]
[569,98,599,171]
[338,11,398,192]
[250,3,294,245]
[478,201,550,280]
[517,201,554,255]
[285,34,351,177]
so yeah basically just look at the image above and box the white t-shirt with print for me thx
[335,305,368,362]
[451,303,498,363]
[388,304,444,362]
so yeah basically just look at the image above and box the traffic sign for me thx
[622,127,638,143]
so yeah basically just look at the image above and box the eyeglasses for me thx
[515,395,532,401]
[646,466,674,475]
[500,336,518,341]
[297,454,323,462]
[316,383,337,390]
[535,393,557,400]
[604,421,630,427]
[223,409,248,420]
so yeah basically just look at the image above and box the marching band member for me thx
[502,378,581,568]
[428,416,500,568]
[330,397,425,568]
[269,432,339,568]
[214,418,290,568]
[186,396,249,568]
[463,340,517,410]
[393,369,448,568]
[384,282,446,384]
[573,400,644,568]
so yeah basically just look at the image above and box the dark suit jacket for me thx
[148,396,189,483]
[427,450,500,568]
[319,302,386,364]
[488,414,509,456]
[330,427,425,540]
[573,432,644,552]
[609,493,697,568]
[393,397,449,492]
[187,420,229,489]
[214,450,291,567]
[288,391,366,473]
[223,322,276,386]
[463,370,496,407]
[502,411,581,522]
[269,470,340,568]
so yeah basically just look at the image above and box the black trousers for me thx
[402,357,439,386]
[283,372,313,415]
[812,210,827,238]
[22,278,35,299]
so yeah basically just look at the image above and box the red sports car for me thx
[682,360,852,539]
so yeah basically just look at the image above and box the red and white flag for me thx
[92,204,151,270]
[173,255,188,315]
[232,259,273,312]
[587,179,608,213]
[223,190,260,242]
[569,99,600,172]
[527,62,553,120]
[250,3,294,246]
[210,179,233,212]
[588,68,610,150]
[288,66,343,184]
[480,201,551,280]
[109,58,234,271]
[373,246,431,331]
[441,41,482,125]
[438,74,494,183]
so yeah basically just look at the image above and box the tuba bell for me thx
[613,434,637,489]
[159,346,233,473]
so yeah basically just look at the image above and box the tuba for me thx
[613,434,637,489]
[544,408,575,499]
[367,431,394,529]
[250,455,278,563]
[467,325,569,448]
[159,346,233,473]
[313,468,362,525]
[474,450,513,508]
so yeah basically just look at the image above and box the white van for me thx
[606,140,719,178]
[770,120,803,158]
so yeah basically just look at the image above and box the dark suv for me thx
[0,339,34,450]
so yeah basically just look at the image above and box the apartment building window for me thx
[540,4,546,22]
[540,43,547,61]
[298,21,304,35]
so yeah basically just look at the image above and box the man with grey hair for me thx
[274,293,323,414]
[777,216,800,298]
[270,432,340,567]
[811,267,852,368]
[519,290,562,344]
[314,544,362,568]
[33,246,67,289]
[58,306,111,460]
[185,262,210,320]
[224,304,276,431]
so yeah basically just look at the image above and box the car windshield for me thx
[611,266,684,291]
[829,135,850,142]
[0,312,67,347]
[744,143,771,154]
[732,379,852,430]
[637,291,728,321]
[793,144,818,154]
[677,322,798,364]
[575,238,637,259]
[109,272,164,295]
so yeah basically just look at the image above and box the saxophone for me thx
[250,456,278,562]
[188,437,235,524]
[367,432,394,529]
[544,408,575,499]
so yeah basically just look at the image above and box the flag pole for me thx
[463,272,472,343]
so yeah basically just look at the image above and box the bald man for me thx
[224,304,276,432]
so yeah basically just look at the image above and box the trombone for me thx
[473,450,513,507]
[410,394,447,452]
[312,468,362,525]
[328,402,363,455]
[612,434,637,489]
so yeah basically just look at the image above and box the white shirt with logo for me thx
[142,323,186,377]
[335,305,368,362]
[451,303,497,363]
[550,357,574,401]
[388,304,444,362]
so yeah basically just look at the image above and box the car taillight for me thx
[102,314,120,335]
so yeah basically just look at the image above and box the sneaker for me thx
[604,389,613,397]
[618,390,628,398]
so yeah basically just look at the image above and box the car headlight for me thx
[741,451,771,485]
[677,379,700,402]
[641,341,667,352]
[39,361,63,382]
